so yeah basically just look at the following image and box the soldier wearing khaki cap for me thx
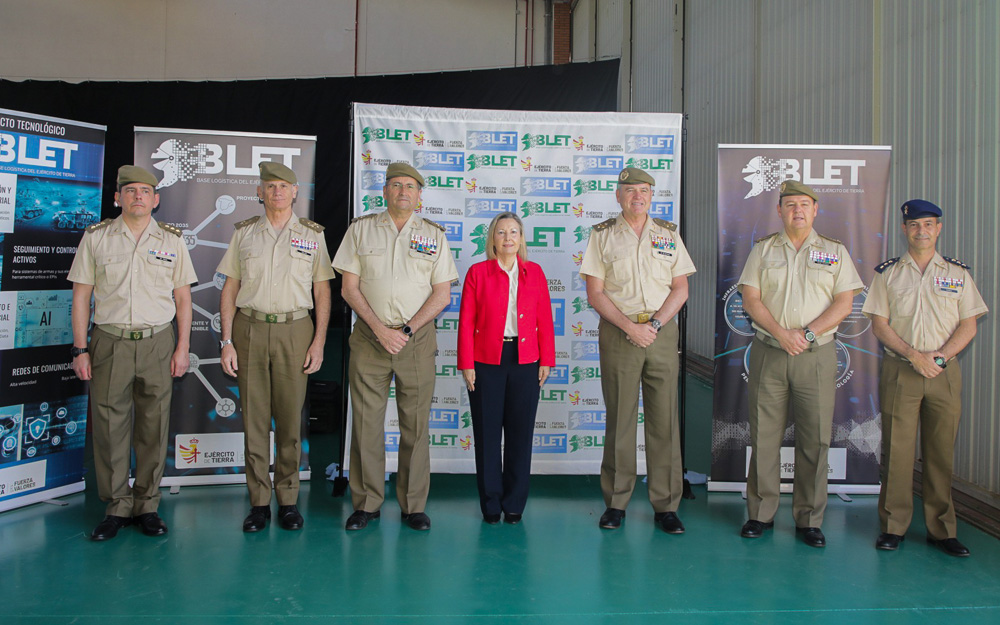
[332,161,457,531]
[579,167,696,533]
[217,161,335,533]
[737,179,864,547]
[69,165,197,541]
[862,199,987,557]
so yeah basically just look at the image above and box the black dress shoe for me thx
[740,519,774,538]
[90,515,132,541]
[134,512,168,536]
[483,513,501,524]
[875,533,904,550]
[654,511,685,534]
[503,513,522,525]
[797,526,826,548]
[401,512,431,531]
[345,509,380,531]
[278,505,304,530]
[927,536,970,557]
[242,506,270,533]
[599,508,626,529]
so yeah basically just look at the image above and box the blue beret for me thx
[901,199,942,220]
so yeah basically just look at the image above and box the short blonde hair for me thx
[485,212,528,261]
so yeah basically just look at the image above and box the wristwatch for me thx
[70,346,88,358]
[219,339,233,349]
[402,325,414,337]
[803,327,816,343]
[934,356,947,368]
[649,319,662,333]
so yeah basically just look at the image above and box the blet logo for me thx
[625,134,675,155]
[573,155,623,175]
[521,177,572,197]
[469,223,489,256]
[522,134,571,150]
[414,150,464,172]
[527,227,565,248]
[532,433,568,453]
[385,432,400,452]
[467,130,518,151]
[435,318,459,332]
[569,434,605,452]
[362,127,412,143]
[571,366,601,383]
[741,157,866,199]
[467,154,515,170]
[539,389,567,403]
[574,226,591,242]
[625,157,672,171]
[149,139,300,189]
[362,195,385,212]
[573,179,615,196]
[425,175,463,189]
[571,297,592,314]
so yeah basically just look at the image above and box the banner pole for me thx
[678,117,693,499]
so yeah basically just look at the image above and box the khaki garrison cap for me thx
[778,179,818,201]
[259,161,298,184]
[386,162,425,187]
[617,167,655,186]
[117,165,159,188]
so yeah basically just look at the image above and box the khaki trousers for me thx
[233,313,312,507]
[89,326,175,516]
[598,318,682,512]
[878,356,962,539]
[348,319,436,514]
[746,337,835,528]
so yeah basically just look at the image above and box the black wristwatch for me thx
[70,346,89,358]
[649,319,662,333]
[402,325,414,337]
[934,356,947,368]
[803,327,816,343]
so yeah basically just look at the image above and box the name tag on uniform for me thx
[934,276,963,293]
[651,233,675,257]
[410,234,438,256]
[809,250,839,266]
[148,249,176,263]
[291,238,317,257]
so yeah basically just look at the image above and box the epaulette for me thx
[652,218,677,231]
[592,218,616,232]
[421,217,446,232]
[350,213,379,224]
[874,257,899,274]
[234,216,260,229]
[818,233,843,245]
[944,256,969,270]
[86,218,113,233]
[754,232,778,244]
[160,223,182,237]
[298,217,325,232]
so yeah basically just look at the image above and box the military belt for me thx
[98,323,171,340]
[239,308,310,324]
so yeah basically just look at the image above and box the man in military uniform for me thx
[737,180,864,547]
[862,199,987,557]
[69,165,197,541]
[333,162,458,532]
[217,161,334,533]
[579,167,696,533]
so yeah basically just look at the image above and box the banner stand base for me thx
[0,482,85,513]
[707,480,881,496]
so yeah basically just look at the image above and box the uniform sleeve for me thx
[312,235,337,282]
[861,272,889,318]
[736,243,763,292]
[430,230,459,285]
[670,232,697,277]
[959,271,989,320]
[67,231,97,285]
[578,230,605,280]
[832,245,865,296]
[331,223,362,275]
[216,228,243,279]
[172,238,199,287]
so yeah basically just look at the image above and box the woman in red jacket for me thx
[458,212,556,524]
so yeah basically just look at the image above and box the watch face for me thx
[934,356,946,367]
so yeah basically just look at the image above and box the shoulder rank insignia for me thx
[874,257,899,274]
[86,218,113,233]
[754,232,778,244]
[592,218,616,232]
[652,217,677,231]
[818,233,843,245]
[298,217,325,232]
[235,215,261,229]
[350,213,379,224]
[943,256,969,270]
[421,217,446,232]
[160,223,182,237]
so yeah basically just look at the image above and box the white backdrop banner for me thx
[347,103,683,474]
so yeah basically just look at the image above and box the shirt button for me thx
[519,314,523,318]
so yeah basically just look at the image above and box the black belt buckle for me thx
[265,313,279,324]
[129,331,143,340]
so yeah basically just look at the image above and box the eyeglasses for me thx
[387,182,418,191]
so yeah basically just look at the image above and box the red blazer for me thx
[457,258,556,369]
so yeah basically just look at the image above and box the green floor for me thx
[3,378,999,624]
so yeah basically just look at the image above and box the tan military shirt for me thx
[862,252,988,356]
[68,216,198,328]
[738,228,864,343]
[579,213,696,317]
[332,211,458,326]
[216,214,335,313]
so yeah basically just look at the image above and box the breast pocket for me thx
[761,260,787,291]
[145,252,176,289]
[606,249,631,283]
[98,253,131,287]
[358,246,386,279]
[650,246,675,281]
[405,247,436,281]
[289,246,315,282]
[239,244,264,277]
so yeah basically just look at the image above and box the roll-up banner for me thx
[348,103,684,474]
[133,128,317,485]
[711,144,891,493]
[0,108,105,512]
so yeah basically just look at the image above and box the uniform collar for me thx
[614,212,651,236]
[776,228,819,248]
[110,215,163,241]
[901,251,946,269]
[377,209,423,230]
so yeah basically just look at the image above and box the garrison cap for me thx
[617,167,655,186]
[386,162,425,187]
[117,165,159,189]
[259,161,298,184]
[901,199,942,220]
[778,179,818,201]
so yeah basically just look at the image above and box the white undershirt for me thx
[501,258,519,336]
